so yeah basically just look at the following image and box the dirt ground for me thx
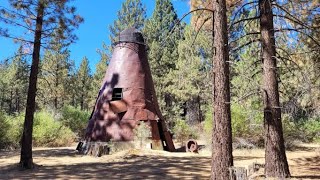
[0,143,319,180]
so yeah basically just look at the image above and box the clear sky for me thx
[0,0,191,71]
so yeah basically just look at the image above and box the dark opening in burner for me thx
[112,88,123,101]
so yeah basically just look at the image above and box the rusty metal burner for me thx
[79,28,175,153]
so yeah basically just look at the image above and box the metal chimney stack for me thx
[83,28,175,152]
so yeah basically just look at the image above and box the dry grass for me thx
[0,143,319,179]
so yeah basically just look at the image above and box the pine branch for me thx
[273,4,318,29]
[192,1,212,31]
[229,0,248,8]
[275,48,310,85]
[229,32,260,44]
[229,1,259,29]
[0,33,33,44]
[0,6,36,20]
[2,52,33,62]
[276,55,299,78]
[273,14,316,29]
[233,89,261,103]
[231,38,261,52]
[191,17,211,47]
[275,28,320,47]
[230,16,260,26]
[0,16,34,32]
[274,27,307,32]
[164,8,215,45]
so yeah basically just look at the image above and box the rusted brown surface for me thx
[186,139,198,153]
[84,28,175,151]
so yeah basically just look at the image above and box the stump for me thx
[77,141,110,157]
[229,167,247,180]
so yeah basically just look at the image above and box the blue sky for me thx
[0,0,190,71]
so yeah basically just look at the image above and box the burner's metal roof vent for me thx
[115,27,145,45]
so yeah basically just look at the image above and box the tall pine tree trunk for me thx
[15,88,20,112]
[54,63,59,109]
[186,96,202,125]
[211,0,233,179]
[259,0,290,178]
[20,2,44,169]
[54,72,58,109]
[0,90,3,110]
[80,93,84,110]
[9,90,13,114]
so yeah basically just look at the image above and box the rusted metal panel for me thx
[84,28,175,152]
[186,139,198,153]
[109,100,127,113]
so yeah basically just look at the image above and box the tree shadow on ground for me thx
[0,147,78,159]
[33,148,78,158]
[0,150,18,159]
[291,156,320,169]
[1,147,319,179]
[0,154,212,180]
[291,176,320,179]
[234,156,263,161]
[0,148,272,180]
[286,145,316,152]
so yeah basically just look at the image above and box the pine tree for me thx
[259,0,290,177]
[0,60,10,112]
[300,14,320,117]
[76,57,92,111]
[37,30,72,110]
[37,48,70,110]
[143,0,183,124]
[226,0,320,177]
[90,45,109,108]
[166,25,212,124]
[109,0,146,45]
[211,0,233,178]
[0,0,83,168]
[0,47,29,114]
[64,60,77,107]
[8,47,29,114]
[144,0,179,43]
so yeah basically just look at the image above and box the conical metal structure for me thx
[84,28,175,152]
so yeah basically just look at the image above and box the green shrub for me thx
[231,104,250,137]
[282,115,320,144]
[282,115,299,138]
[7,114,24,148]
[203,107,213,135]
[0,112,23,149]
[203,104,264,146]
[201,108,212,148]
[1,110,77,148]
[302,117,320,142]
[134,122,151,149]
[173,119,192,145]
[204,104,262,137]
[0,111,11,148]
[33,111,75,147]
[60,105,90,137]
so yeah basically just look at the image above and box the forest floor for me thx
[0,143,319,180]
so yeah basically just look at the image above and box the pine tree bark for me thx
[259,0,290,178]
[186,97,202,125]
[9,90,13,114]
[54,63,59,109]
[80,93,84,110]
[15,89,20,112]
[211,0,233,179]
[20,2,44,169]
